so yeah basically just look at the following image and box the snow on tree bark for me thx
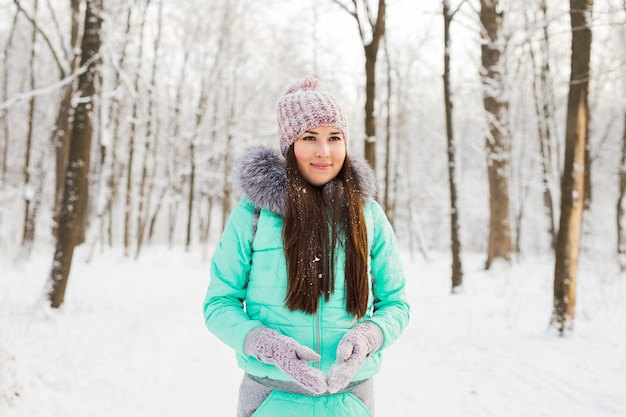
[48,0,103,308]
[443,0,464,291]
[480,0,513,269]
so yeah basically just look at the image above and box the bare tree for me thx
[48,0,103,308]
[0,9,19,183]
[332,0,386,169]
[165,44,194,248]
[104,4,134,249]
[21,0,39,248]
[52,0,82,239]
[443,0,464,292]
[185,68,210,251]
[480,0,513,269]
[184,2,228,252]
[123,1,151,257]
[4,0,83,260]
[221,93,235,231]
[617,1,626,270]
[527,0,560,252]
[382,36,395,220]
[13,0,83,241]
[551,0,593,334]
[136,0,164,259]
[617,107,626,271]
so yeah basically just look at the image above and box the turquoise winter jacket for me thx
[203,148,410,384]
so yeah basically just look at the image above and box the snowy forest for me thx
[3,0,624,320]
[1,0,626,415]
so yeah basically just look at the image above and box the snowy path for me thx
[1,248,625,417]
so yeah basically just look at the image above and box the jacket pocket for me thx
[250,391,283,416]
[343,392,373,417]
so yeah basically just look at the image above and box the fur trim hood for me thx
[235,147,377,215]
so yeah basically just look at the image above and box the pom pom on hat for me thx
[285,77,319,94]
[276,77,348,156]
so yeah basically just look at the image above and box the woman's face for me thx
[293,126,346,186]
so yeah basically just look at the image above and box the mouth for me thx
[310,163,332,169]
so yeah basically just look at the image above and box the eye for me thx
[301,135,316,141]
[329,136,343,141]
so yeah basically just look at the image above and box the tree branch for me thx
[447,0,470,19]
[13,0,70,75]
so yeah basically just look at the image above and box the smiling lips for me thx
[311,163,332,169]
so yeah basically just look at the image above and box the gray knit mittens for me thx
[245,322,383,395]
[244,327,328,394]
[327,322,383,393]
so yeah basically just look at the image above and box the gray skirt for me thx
[236,373,375,417]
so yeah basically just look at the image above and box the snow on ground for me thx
[1,246,625,417]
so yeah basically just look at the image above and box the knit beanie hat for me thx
[276,77,349,156]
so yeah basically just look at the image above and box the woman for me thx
[203,77,409,417]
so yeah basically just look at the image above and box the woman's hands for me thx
[327,322,384,393]
[245,327,328,394]
[245,322,383,395]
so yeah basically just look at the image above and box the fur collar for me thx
[236,147,377,215]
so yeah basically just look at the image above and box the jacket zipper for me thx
[315,301,321,369]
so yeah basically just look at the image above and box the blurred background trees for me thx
[1,0,625,326]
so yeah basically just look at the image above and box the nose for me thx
[316,141,330,157]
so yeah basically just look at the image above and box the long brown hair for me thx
[282,147,369,318]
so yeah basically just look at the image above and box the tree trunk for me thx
[618,2,626,271]
[136,0,164,259]
[165,44,193,247]
[480,0,512,269]
[551,0,593,334]
[53,0,82,238]
[103,5,133,249]
[364,44,378,169]
[200,195,213,245]
[618,109,626,270]
[185,53,211,251]
[364,0,385,170]
[123,119,136,255]
[21,0,39,248]
[48,0,103,308]
[53,83,77,232]
[0,10,19,183]
[221,98,235,231]
[584,123,592,210]
[332,0,385,170]
[148,187,167,243]
[528,0,559,252]
[443,0,463,291]
[124,2,150,257]
[383,36,393,220]
[186,140,196,251]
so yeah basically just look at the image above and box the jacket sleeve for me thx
[366,201,410,350]
[203,199,263,354]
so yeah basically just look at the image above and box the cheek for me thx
[293,147,309,173]
[293,148,305,162]
[333,147,346,164]
[293,142,310,162]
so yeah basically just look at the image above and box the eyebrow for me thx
[305,130,343,136]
